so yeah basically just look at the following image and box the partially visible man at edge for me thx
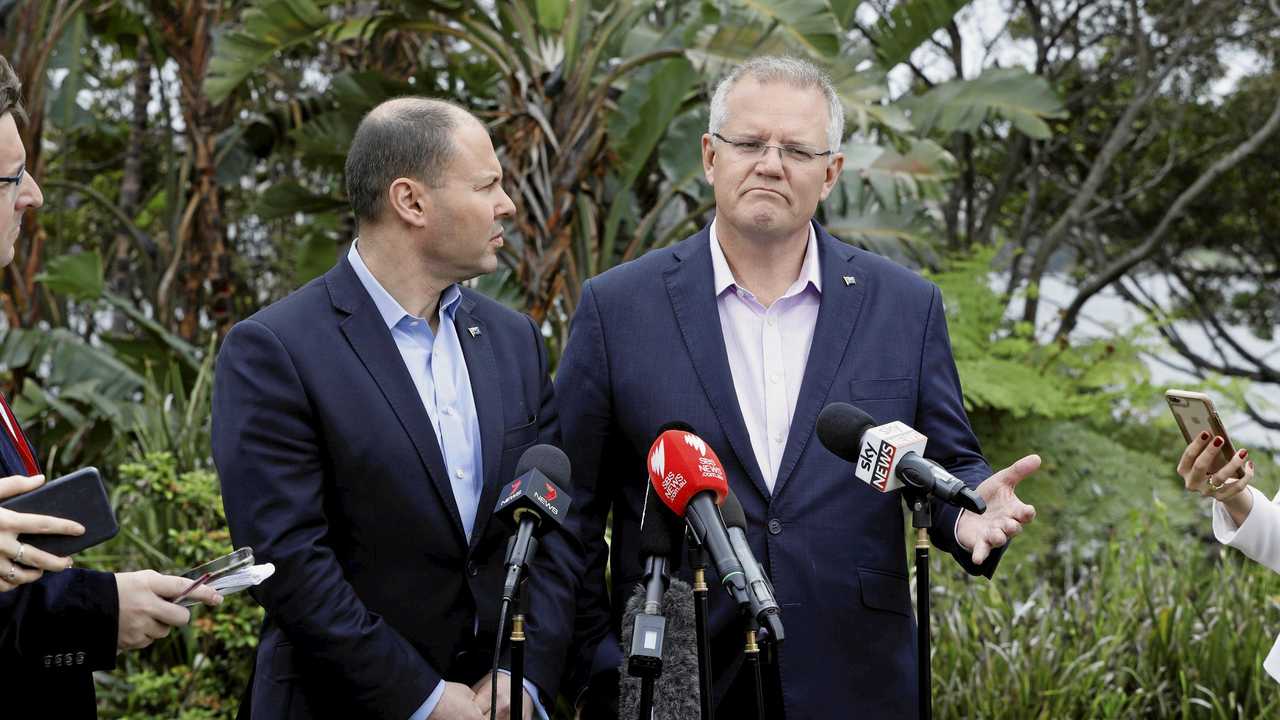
[559,56,1041,718]
[0,53,223,718]
[213,97,580,720]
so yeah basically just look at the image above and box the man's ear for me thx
[818,152,845,201]
[386,177,431,228]
[701,133,717,186]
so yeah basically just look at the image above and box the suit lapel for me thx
[453,295,505,551]
[327,259,468,545]
[665,231,770,499]
[770,224,864,499]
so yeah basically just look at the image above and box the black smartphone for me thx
[0,467,119,555]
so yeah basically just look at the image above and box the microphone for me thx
[815,403,986,514]
[627,483,687,679]
[646,428,750,606]
[719,490,785,644]
[493,444,573,602]
[618,578,700,720]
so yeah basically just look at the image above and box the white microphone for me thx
[815,403,986,514]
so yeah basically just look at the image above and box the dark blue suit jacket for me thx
[558,222,997,718]
[0,403,117,718]
[213,258,580,719]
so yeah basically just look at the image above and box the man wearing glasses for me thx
[0,54,222,717]
[558,56,1040,717]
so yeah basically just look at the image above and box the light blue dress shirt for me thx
[347,243,547,720]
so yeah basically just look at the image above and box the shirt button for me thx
[773,433,784,443]
[768,519,783,535]
[442,407,453,416]
[770,374,780,384]
[455,468,465,479]
[767,316,776,326]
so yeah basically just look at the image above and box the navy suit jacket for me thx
[0,403,118,719]
[557,222,997,718]
[213,258,580,719]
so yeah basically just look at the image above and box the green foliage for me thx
[867,0,970,69]
[928,245,1149,421]
[932,501,1280,718]
[903,68,1069,139]
[88,453,261,720]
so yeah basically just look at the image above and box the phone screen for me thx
[182,547,254,582]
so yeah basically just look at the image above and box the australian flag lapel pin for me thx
[467,326,482,338]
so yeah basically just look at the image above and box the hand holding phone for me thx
[0,474,85,591]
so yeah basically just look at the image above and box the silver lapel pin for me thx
[468,326,482,338]
[843,275,857,287]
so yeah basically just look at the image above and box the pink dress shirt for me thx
[709,219,822,492]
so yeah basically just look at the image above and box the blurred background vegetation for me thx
[1,0,1278,717]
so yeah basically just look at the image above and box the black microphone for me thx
[494,444,573,602]
[619,578,700,720]
[719,490,785,644]
[815,403,986,514]
[628,483,687,680]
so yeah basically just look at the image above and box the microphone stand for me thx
[743,615,765,720]
[904,489,931,720]
[509,579,526,720]
[689,537,714,720]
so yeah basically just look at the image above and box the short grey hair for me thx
[345,96,474,225]
[708,56,844,152]
[0,54,26,124]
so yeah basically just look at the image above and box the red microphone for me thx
[647,429,747,605]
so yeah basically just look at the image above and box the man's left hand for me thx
[471,672,534,720]
[955,454,1040,564]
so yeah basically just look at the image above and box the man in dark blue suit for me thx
[0,53,222,718]
[213,98,578,720]
[559,57,1040,718]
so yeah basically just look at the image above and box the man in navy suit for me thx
[0,53,222,718]
[559,57,1041,718]
[213,98,579,720]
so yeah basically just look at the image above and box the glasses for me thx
[711,133,834,164]
[0,165,24,191]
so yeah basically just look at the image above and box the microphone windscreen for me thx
[514,444,571,488]
[719,488,746,530]
[639,485,686,568]
[619,579,700,720]
[816,402,876,464]
[647,430,729,516]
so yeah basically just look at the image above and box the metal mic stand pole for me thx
[509,578,525,720]
[744,615,765,720]
[689,537,714,720]
[904,490,931,720]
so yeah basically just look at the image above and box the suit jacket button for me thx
[767,519,783,535]
[76,651,85,665]
[466,561,478,577]
[43,654,51,668]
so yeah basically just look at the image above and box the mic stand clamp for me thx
[689,536,714,720]
[904,490,931,720]
[743,614,766,720]
[509,578,526,720]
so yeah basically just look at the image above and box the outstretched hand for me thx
[955,455,1040,564]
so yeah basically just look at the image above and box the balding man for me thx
[214,98,578,720]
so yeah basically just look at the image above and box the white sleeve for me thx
[1213,486,1280,575]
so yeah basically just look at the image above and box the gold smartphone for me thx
[1165,389,1238,475]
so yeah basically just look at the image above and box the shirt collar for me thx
[347,239,462,330]
[708,219,823,298]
